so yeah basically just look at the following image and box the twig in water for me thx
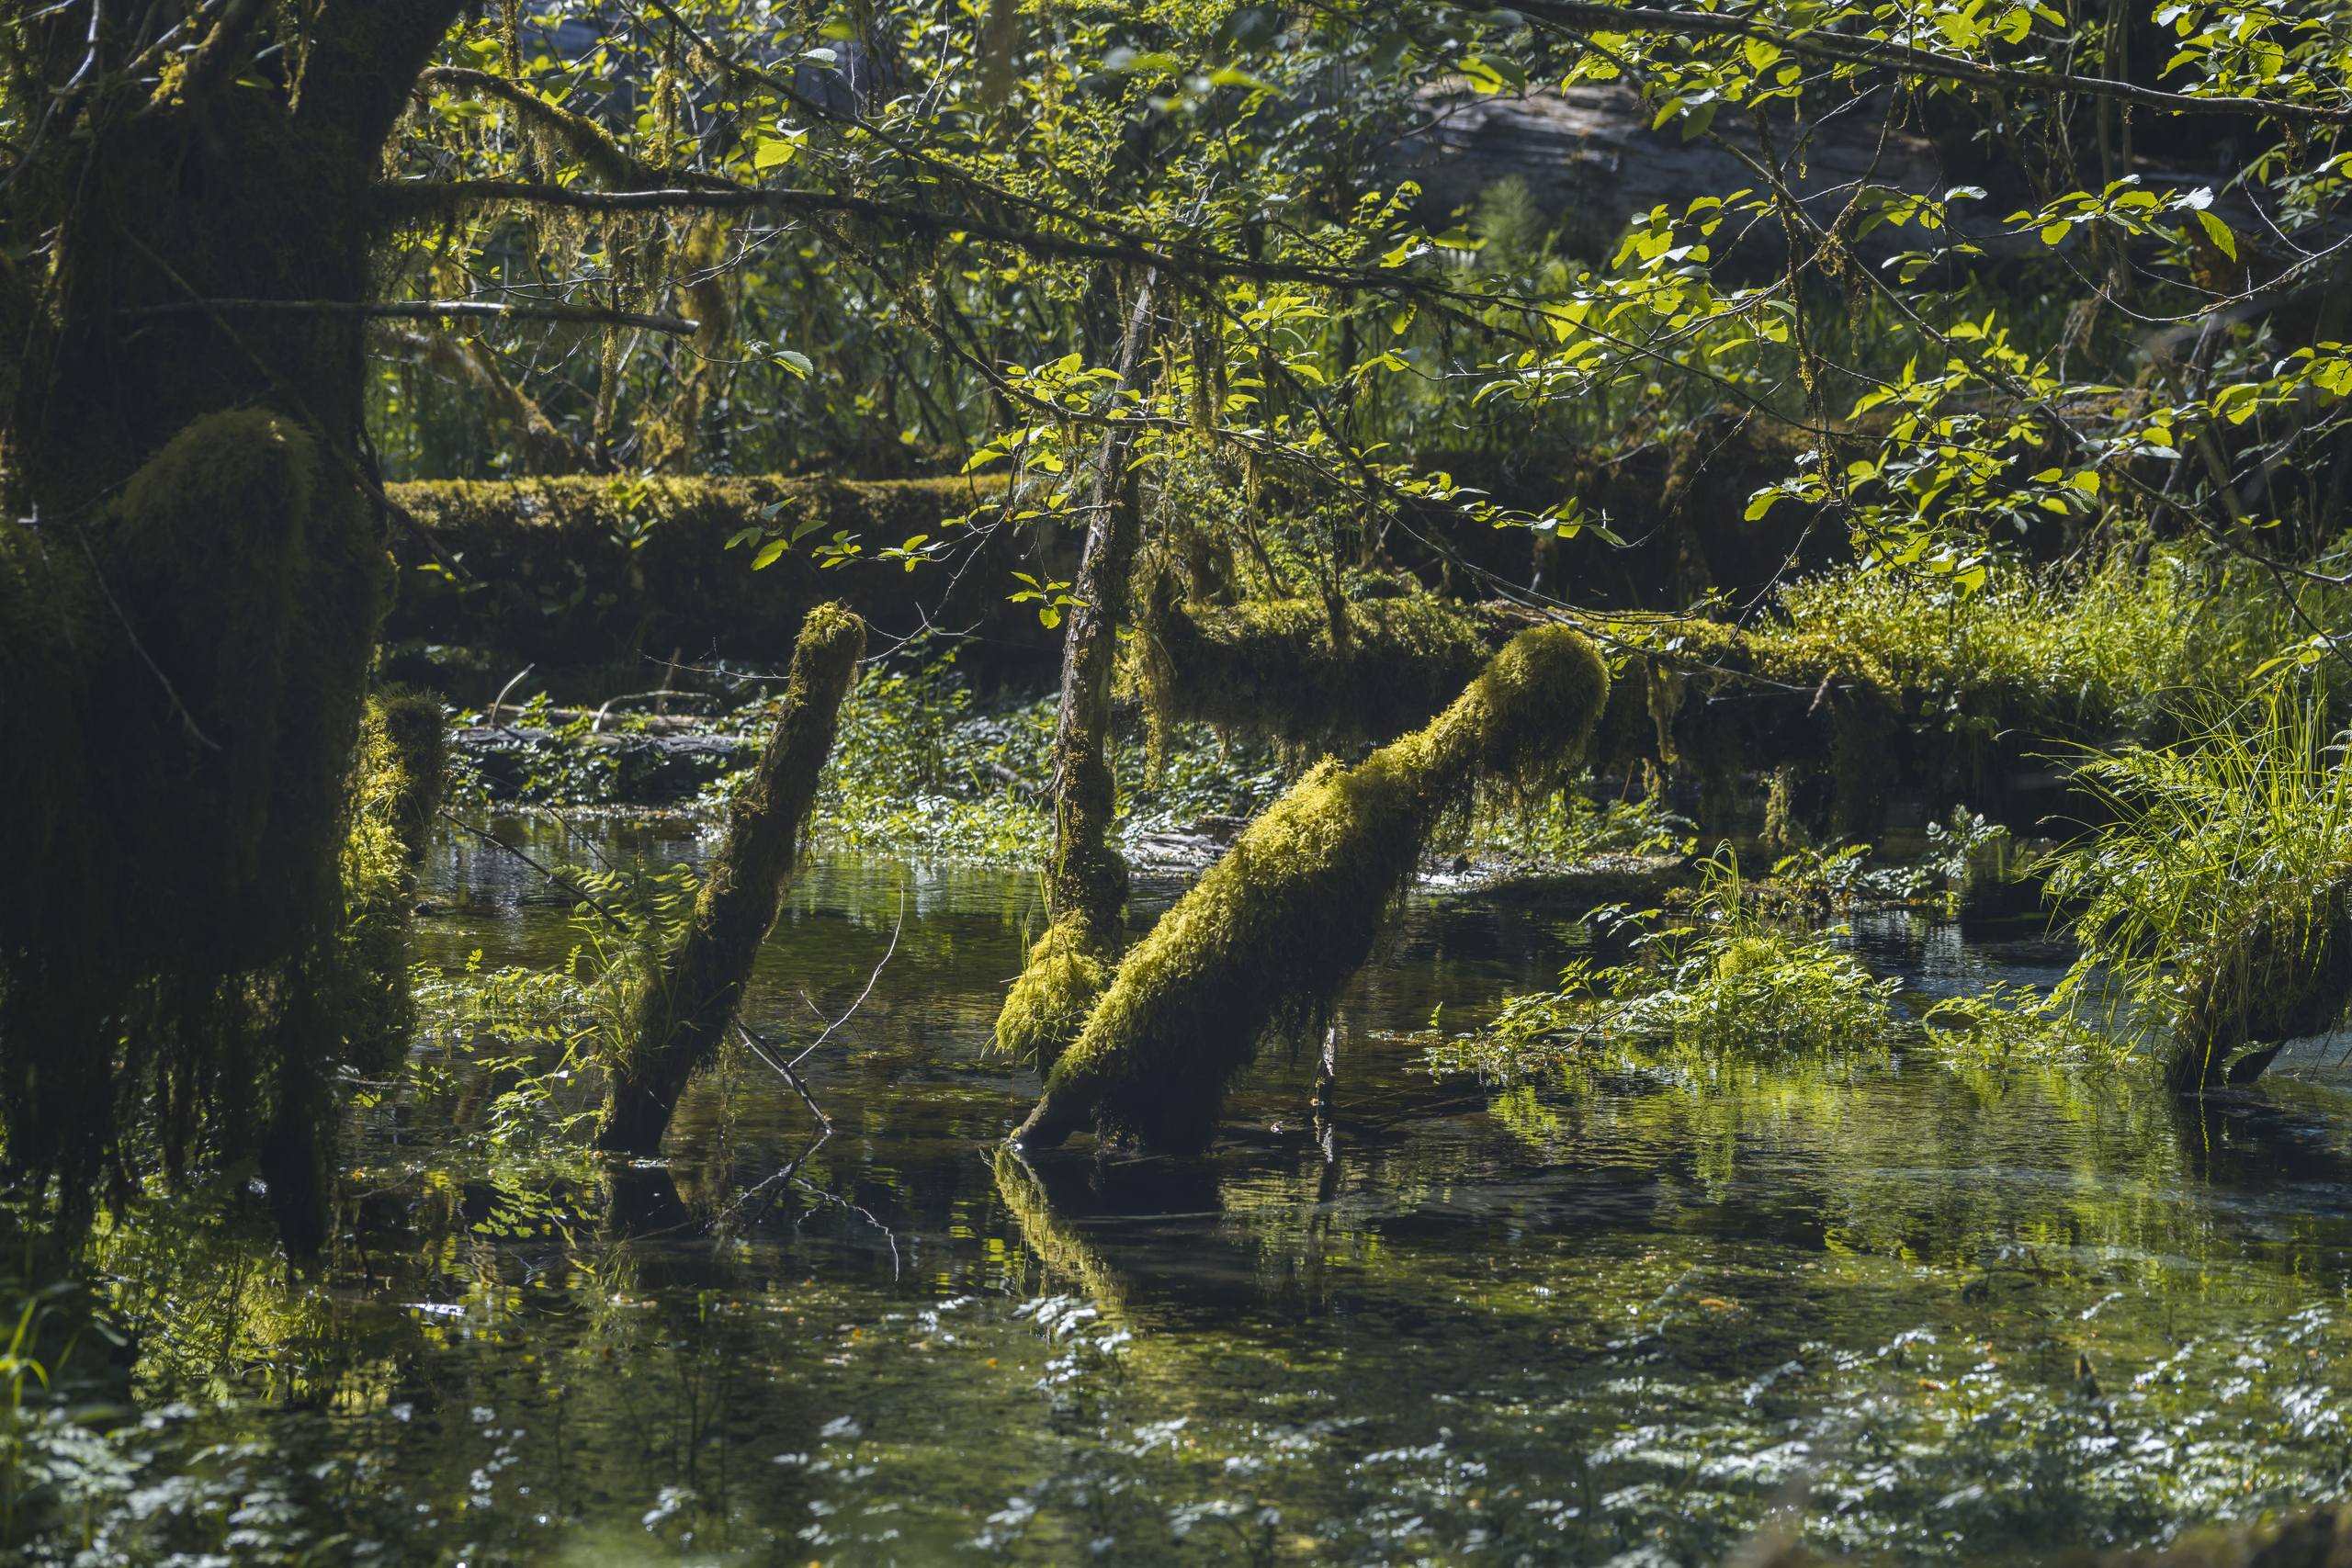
[792,884,905,1070]
[734,1020,831,1132]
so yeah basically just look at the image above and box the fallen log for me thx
[384,473,1029,671]
[594,604,865,1155]
[1014,622,1610,1153]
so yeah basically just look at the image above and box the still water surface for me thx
[155,818,2352,1564]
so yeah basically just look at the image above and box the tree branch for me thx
[117,297,699,334]
[374,179,1434,292]
[1498,0,2352,126]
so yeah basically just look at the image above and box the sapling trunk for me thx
[995,276,1155,1069]
[1014,623,1610,1153]
[594,604,865,1154]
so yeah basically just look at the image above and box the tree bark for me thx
[991,277,1157,1070]
[0,1,469,1248]
[595,604,865,1156]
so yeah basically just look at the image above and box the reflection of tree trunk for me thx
[596,605,864,1155]
[993,1147,1132,1314]
[0,2,469,1251]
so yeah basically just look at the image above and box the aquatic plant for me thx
[1016,622,1610,1152]
[1920,982,2125,1068]
[1423,850,1901,1080]
[2049,694,2352,1089]
[596,604,865,1154]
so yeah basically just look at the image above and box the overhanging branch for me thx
[374,179,1431,292]
[1498,0,2352,126]
[117,297,699,334]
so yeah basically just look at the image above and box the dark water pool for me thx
[79,818,2352,1565]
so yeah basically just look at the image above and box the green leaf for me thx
[2195,208,2238,261]
[773,349,813,378]
[751,539,787,570]
[753,136,798,170]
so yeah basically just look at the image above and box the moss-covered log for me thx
[594,604,865,1155]
[385,474,1024,670]
[2165,867,2352,1092]
[1132,584,1497,753]
[1015,623,1610,1153]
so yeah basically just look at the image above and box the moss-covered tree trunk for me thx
[1014,625,1611,1153]
[0,3,469,1249]
[595,605,866,1155]
[994,276,1155,1068]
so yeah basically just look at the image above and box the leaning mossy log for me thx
[1015,624,1610,1153]
[594,604,865,1155]
[2165,867,2352,1092]
[386,474,1019,668]
[1134,586,1496,752]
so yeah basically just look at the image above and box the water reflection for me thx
[53,820,2352,1564]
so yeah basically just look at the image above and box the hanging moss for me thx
[1132,582,1497,755]
[595,604,865,1155]
[2166,867,2352,1091]
[1015,624,1610,1153]
[993,917,1115,1069]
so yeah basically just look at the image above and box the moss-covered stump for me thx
[1133,587,1496,754]
[1015,624,1611,1154]
[2166,866,2352,1092]
[0,409,386,1247]
[595,604,865,1156]
[994,917,1115,1069]
[387,474,1026,668]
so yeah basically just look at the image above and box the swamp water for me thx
[48,817,2352,1566]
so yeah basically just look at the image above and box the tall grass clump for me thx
[2048,692,2352,1090]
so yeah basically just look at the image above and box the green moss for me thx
[1015,624,1610,1153]
[1132,584,1496,755]
[992,916,1114,1070]
[385,473,1010,666]
[595,604,866,1155]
